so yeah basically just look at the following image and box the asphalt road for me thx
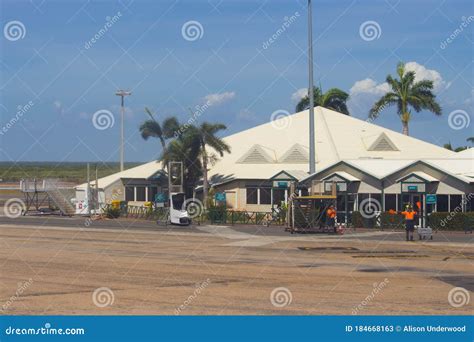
[0,214,472,244]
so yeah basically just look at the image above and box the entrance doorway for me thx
[401,193,424,226]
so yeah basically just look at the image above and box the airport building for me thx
[75,107,474,217]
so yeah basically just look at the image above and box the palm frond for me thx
[369,92,398,119]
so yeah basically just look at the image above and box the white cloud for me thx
[203,91,235,106]
[291,88,308,102]
[349,78,390,96]
[404,61,450,93]
[349,62,448,98]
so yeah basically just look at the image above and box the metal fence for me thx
[104,204,285,226]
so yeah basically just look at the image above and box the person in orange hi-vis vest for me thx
[401,205,416,241]
[326,205,337,233]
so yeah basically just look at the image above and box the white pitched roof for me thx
[323,171,360,182]
[75,160,164,190]
[451,148,474,159]
[208,107,455,183]
[396,171,438,183]
[302,158,474,184]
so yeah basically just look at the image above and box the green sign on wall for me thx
[426,194,437,204]
[407,185,418,192]
[215,192,226,202]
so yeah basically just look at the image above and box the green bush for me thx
[104,206,121,219]
[352,211,404,229]
[350,211,364,228]
[428,212,474,231]
[380,212,405,230]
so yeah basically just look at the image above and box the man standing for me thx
[326,204,337,233]
[401,205,416,241]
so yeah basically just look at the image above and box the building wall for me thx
[104,179,125,203]
[214,179,282,212]
[383,163,472,195]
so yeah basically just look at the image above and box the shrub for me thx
[350,211,364,228]
[104,206,121,219]
[380,212,405,230]
[428,212,474,231]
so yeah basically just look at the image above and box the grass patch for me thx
[0,162,143,183]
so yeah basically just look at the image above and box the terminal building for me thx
[75,107,474,218]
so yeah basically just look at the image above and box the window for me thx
[450,195,462,212]
[273,189,286,205]
[260,188,271,205]
[385,194,396,211]
[437,195,448,212]
[171,193,185,210]
[468,194,474,212]
[358,193,369,210]
[125,186,134,201]
[336,195,346,212]
[246,188,258,204]
[136,187,146,201]
[148,187,158,202]
[371,194,382,208]
[347,194,356,212]
[401,194,410,208]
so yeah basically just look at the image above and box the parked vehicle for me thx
[169,192,191,226]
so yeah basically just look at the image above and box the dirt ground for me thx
[0,223,472,315]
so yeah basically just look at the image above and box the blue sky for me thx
[0,0,472,162]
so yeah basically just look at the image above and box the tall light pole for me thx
[308,0,315,174]
[115,90,132,171]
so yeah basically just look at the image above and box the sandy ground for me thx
[0,222,472,315]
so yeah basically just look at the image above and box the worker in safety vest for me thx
[326,205,337,233]
[401,205,416,241]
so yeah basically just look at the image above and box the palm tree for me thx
[443,142,453,151]
[369,62,442,136]
[139,107,179,149]
[187,123,231,207]
[160,132,202,195]
[296,87,350,114]
[443,142,467,152]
